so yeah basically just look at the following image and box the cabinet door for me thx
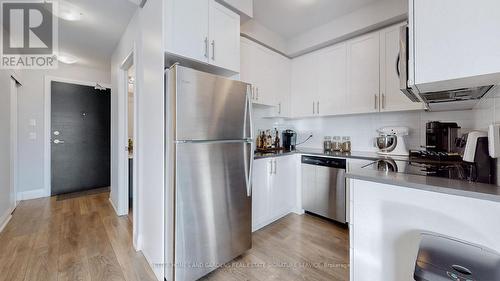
[251,158,271,231]
[413,0,500,92]
[270,156,295,219]
[347,32,380,114]
[273,54,291,117]
[380,24,424,112]
[252,45,274,105]
[166,0,209,63]
[317,43,348,115]
[209,0,240,72]
[291,53,318,117]
[240,38,257,86]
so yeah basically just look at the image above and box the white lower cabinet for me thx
[252,156,296,231]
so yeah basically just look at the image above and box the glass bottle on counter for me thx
[341,136,351,152]
[332,136,341,151]
[323,136,332,152]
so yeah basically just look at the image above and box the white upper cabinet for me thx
[165,0,209,63]
[290,23,423,118]
[165,0,240,73]
[380,23,424,112]
[317,43,348,116]
[291,52,318,117]
[411,0,500,92]
[209,0,240,72]
[346,31,380,114]
[240,37,291,116]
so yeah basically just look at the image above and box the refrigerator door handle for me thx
[244,85,254,197]
[244,140,253,197]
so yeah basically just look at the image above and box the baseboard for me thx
[142,249,164,281]
[17,188,47,201]
[0,208,13,233]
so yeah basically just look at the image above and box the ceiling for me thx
[57,0,137,71]
[253,0,382,39]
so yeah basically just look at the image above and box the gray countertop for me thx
[347,167,500,203]
[254,147,500,202]
[254,147,409,161]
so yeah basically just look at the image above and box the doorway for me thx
[127,66,135,222]
[50,81,111,195]
[10,76,21,210]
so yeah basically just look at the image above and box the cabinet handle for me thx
[256,87,259,100]
[204,37,209,58]
[211,40,215,61]
[382,93,386,109]
[273,159,277,174]
[278,103,281,114]
[313,102,315,114]
[374,94,378,110]
[251,86,255,100]
[317,101,320,115]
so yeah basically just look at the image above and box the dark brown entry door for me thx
[51,81,111,195]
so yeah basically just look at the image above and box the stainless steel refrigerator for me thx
[165,65,253,281]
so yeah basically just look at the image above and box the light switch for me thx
[29,119,36,126]
[29,132,37,140]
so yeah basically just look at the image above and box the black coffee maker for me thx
[425,121,461,152]
[282,130,297,151]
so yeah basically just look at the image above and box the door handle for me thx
[204,37,209,59]
[53,139,65,144]
[211,40,215,61]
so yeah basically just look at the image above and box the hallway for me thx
[0,192,156,281]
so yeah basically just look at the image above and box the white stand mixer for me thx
[376,127,410,156]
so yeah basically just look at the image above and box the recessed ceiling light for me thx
[52,1,83,21]
[57,53,78,64]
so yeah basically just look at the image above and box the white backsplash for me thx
[253,86,500,153]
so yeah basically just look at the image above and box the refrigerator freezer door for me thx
[175,141,252,281]
[175,66,251,141]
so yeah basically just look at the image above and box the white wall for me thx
[286,0,407,57]
[110,0,164,279]
[0,71,13,231]
[241,0,407,58]
[16,64,110,199]
[241,19,288,54]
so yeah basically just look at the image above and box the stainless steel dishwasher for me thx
[301,155,346,223]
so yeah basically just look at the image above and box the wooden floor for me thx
[0,192,349,281]
[203,214,349,281]
[0,192,157,281]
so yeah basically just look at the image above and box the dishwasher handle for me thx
[301,155,346,169]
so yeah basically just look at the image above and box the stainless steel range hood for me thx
[398,26,496,111]
[403,85,494,111]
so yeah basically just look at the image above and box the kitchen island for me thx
[346,168,500,281]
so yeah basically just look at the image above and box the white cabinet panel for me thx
[251,158,271,230]
[412,0,500,92]
[209,0,240,72]
[271,156,295,218]
[291,53,318,117]
[317,43,348,115]
[166,0,209,63]
[240,37,291,112]
[380,24,424,112]
[251,156,296,231]
[165,0,240,73]
[347,32,380,114]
